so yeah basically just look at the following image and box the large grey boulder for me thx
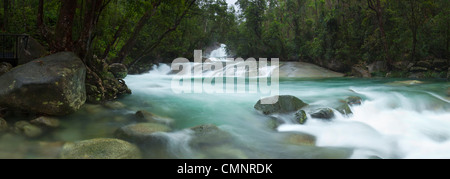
[0,52,86,116]
[254,95,308,115]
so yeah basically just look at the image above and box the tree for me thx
[368,0,393,70]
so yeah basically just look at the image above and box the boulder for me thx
[0,62,12,76]
[18,36,48,65]
[0,52,86,116]
[352,66,371,78]
[254,95,308,115]
[346,96,362,106]
[310,108,335,120]
[409,66,428,72]
[285,133,316,146]
[59,138,142,159]
[135,110,175,126]
[13,121,43,138]
[0,118,8,132]
[115,123,171,143]
[189,124,233,147]
[108,63,128,79]
[295,110,307,124]
[30,116,60,128]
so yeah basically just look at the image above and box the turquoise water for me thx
[0,63,448,159]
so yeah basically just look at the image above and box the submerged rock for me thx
[190,124,233,147]
[254,95,308,115]
[295,110,307,124]
[115,123,171,143]
[0,118,8,132]
[135,110,175,126]
[0,52,86,116]
[387,80,423,86]
[285,133,316,146]
[14,121,43,138]
[108,63,128,79]
[103,101,126,110]
[30,116,60,128]
[60,138,142,159]
[310,108,335,120]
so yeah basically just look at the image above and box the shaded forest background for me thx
[0,0,449,74]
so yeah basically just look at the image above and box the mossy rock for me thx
[189,124,233,147]
[346,96,362,106]
[285,133,316,146]
[254,95,308,115]
[310,108,335,120]
[60,138,142,159]
[336,103,352,115]
[295,110,307,124]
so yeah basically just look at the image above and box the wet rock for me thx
[0,52,86,116]
[254,95,308,115]
[30,116,60,128]
[103,101,126,110]
[285,133,316,146]
[135,110,175,126]
[336,103,352,115]
[0,62,12,76]
[352,66,371,78]
[82,104,105,114]
[310,108,335,120]
[115,123,171,143]
[346,96,362,106]
[60,138,142,159]
[14,121,43,138]
[388,80,423,86]
[190,124,233,147]
[295,110,307,124]
[0,118,8,133]
[108,63,128,79]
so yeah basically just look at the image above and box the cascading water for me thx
[208,44,230,62]
[123,63,450,159]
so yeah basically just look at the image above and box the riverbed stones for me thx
[30,116,60,128]
[115,123,171,143]
[310,108,335,120]
[135,110,175,126]
[295,110,307,124]
[254,95,308,115]
[189,124,233,147]
[59,138,142,159]
[13,121,43,138]
[0,52,86,116]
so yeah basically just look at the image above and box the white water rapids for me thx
[123,45,450,159]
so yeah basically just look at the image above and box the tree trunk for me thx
[3,0,8,31]
[368,0,393,70]
[76,0,104,59]
[111,1,161,64]
[102,20,125,59]
[53,0,77,52]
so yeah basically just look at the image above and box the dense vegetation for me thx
[0,0,449,101]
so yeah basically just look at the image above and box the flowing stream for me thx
[1,45,449,159]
